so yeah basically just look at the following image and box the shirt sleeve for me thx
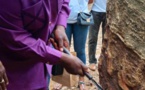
[0,15,62,64]
[56,0,70,28]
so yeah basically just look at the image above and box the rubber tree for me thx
[98,0,145,90]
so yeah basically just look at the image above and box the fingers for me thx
[50,37,68,51]
[58,37,70,51]
[78,68,84,76]
[60,48,88,76]
[63,37,69,49]
[49,38,59,50]
[66,62,88,76]
[79,63,89,76]
[57,38,63,51]
[82,63,89,73]
[53,25,69,51]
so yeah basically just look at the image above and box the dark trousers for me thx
[88,10,106,64]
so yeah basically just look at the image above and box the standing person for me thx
[0,0,88,90]
[65,0,92,89]
[88,0,107,71]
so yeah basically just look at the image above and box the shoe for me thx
[78,81,86,90]
[89,63,96,71]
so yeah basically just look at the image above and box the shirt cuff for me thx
[56,14,67,28]
[45,47,62,64]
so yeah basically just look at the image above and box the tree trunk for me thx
[98,0,145,90]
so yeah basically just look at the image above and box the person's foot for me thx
[89,63,96,71]
[78,81,86,90]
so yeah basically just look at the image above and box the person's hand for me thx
[53,25,69,51]
[0,61,8,90]
[59,53,89,76]
[49,38,89,75]
[88,0,93,4]
[48,38,60,50]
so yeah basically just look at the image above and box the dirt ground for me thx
[49,4,103,90]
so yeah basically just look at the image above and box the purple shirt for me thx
[0,0,70,90]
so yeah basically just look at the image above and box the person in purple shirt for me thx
[0,0,88,90]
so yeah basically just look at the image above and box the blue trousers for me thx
[65,23,89,64]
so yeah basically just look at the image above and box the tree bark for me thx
[98,0,145,90]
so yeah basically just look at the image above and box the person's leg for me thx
[65,24,73,48]
[47,75,50,90]
[88,11,102,70]
[73,23,88,64]
[73,23,89,90]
